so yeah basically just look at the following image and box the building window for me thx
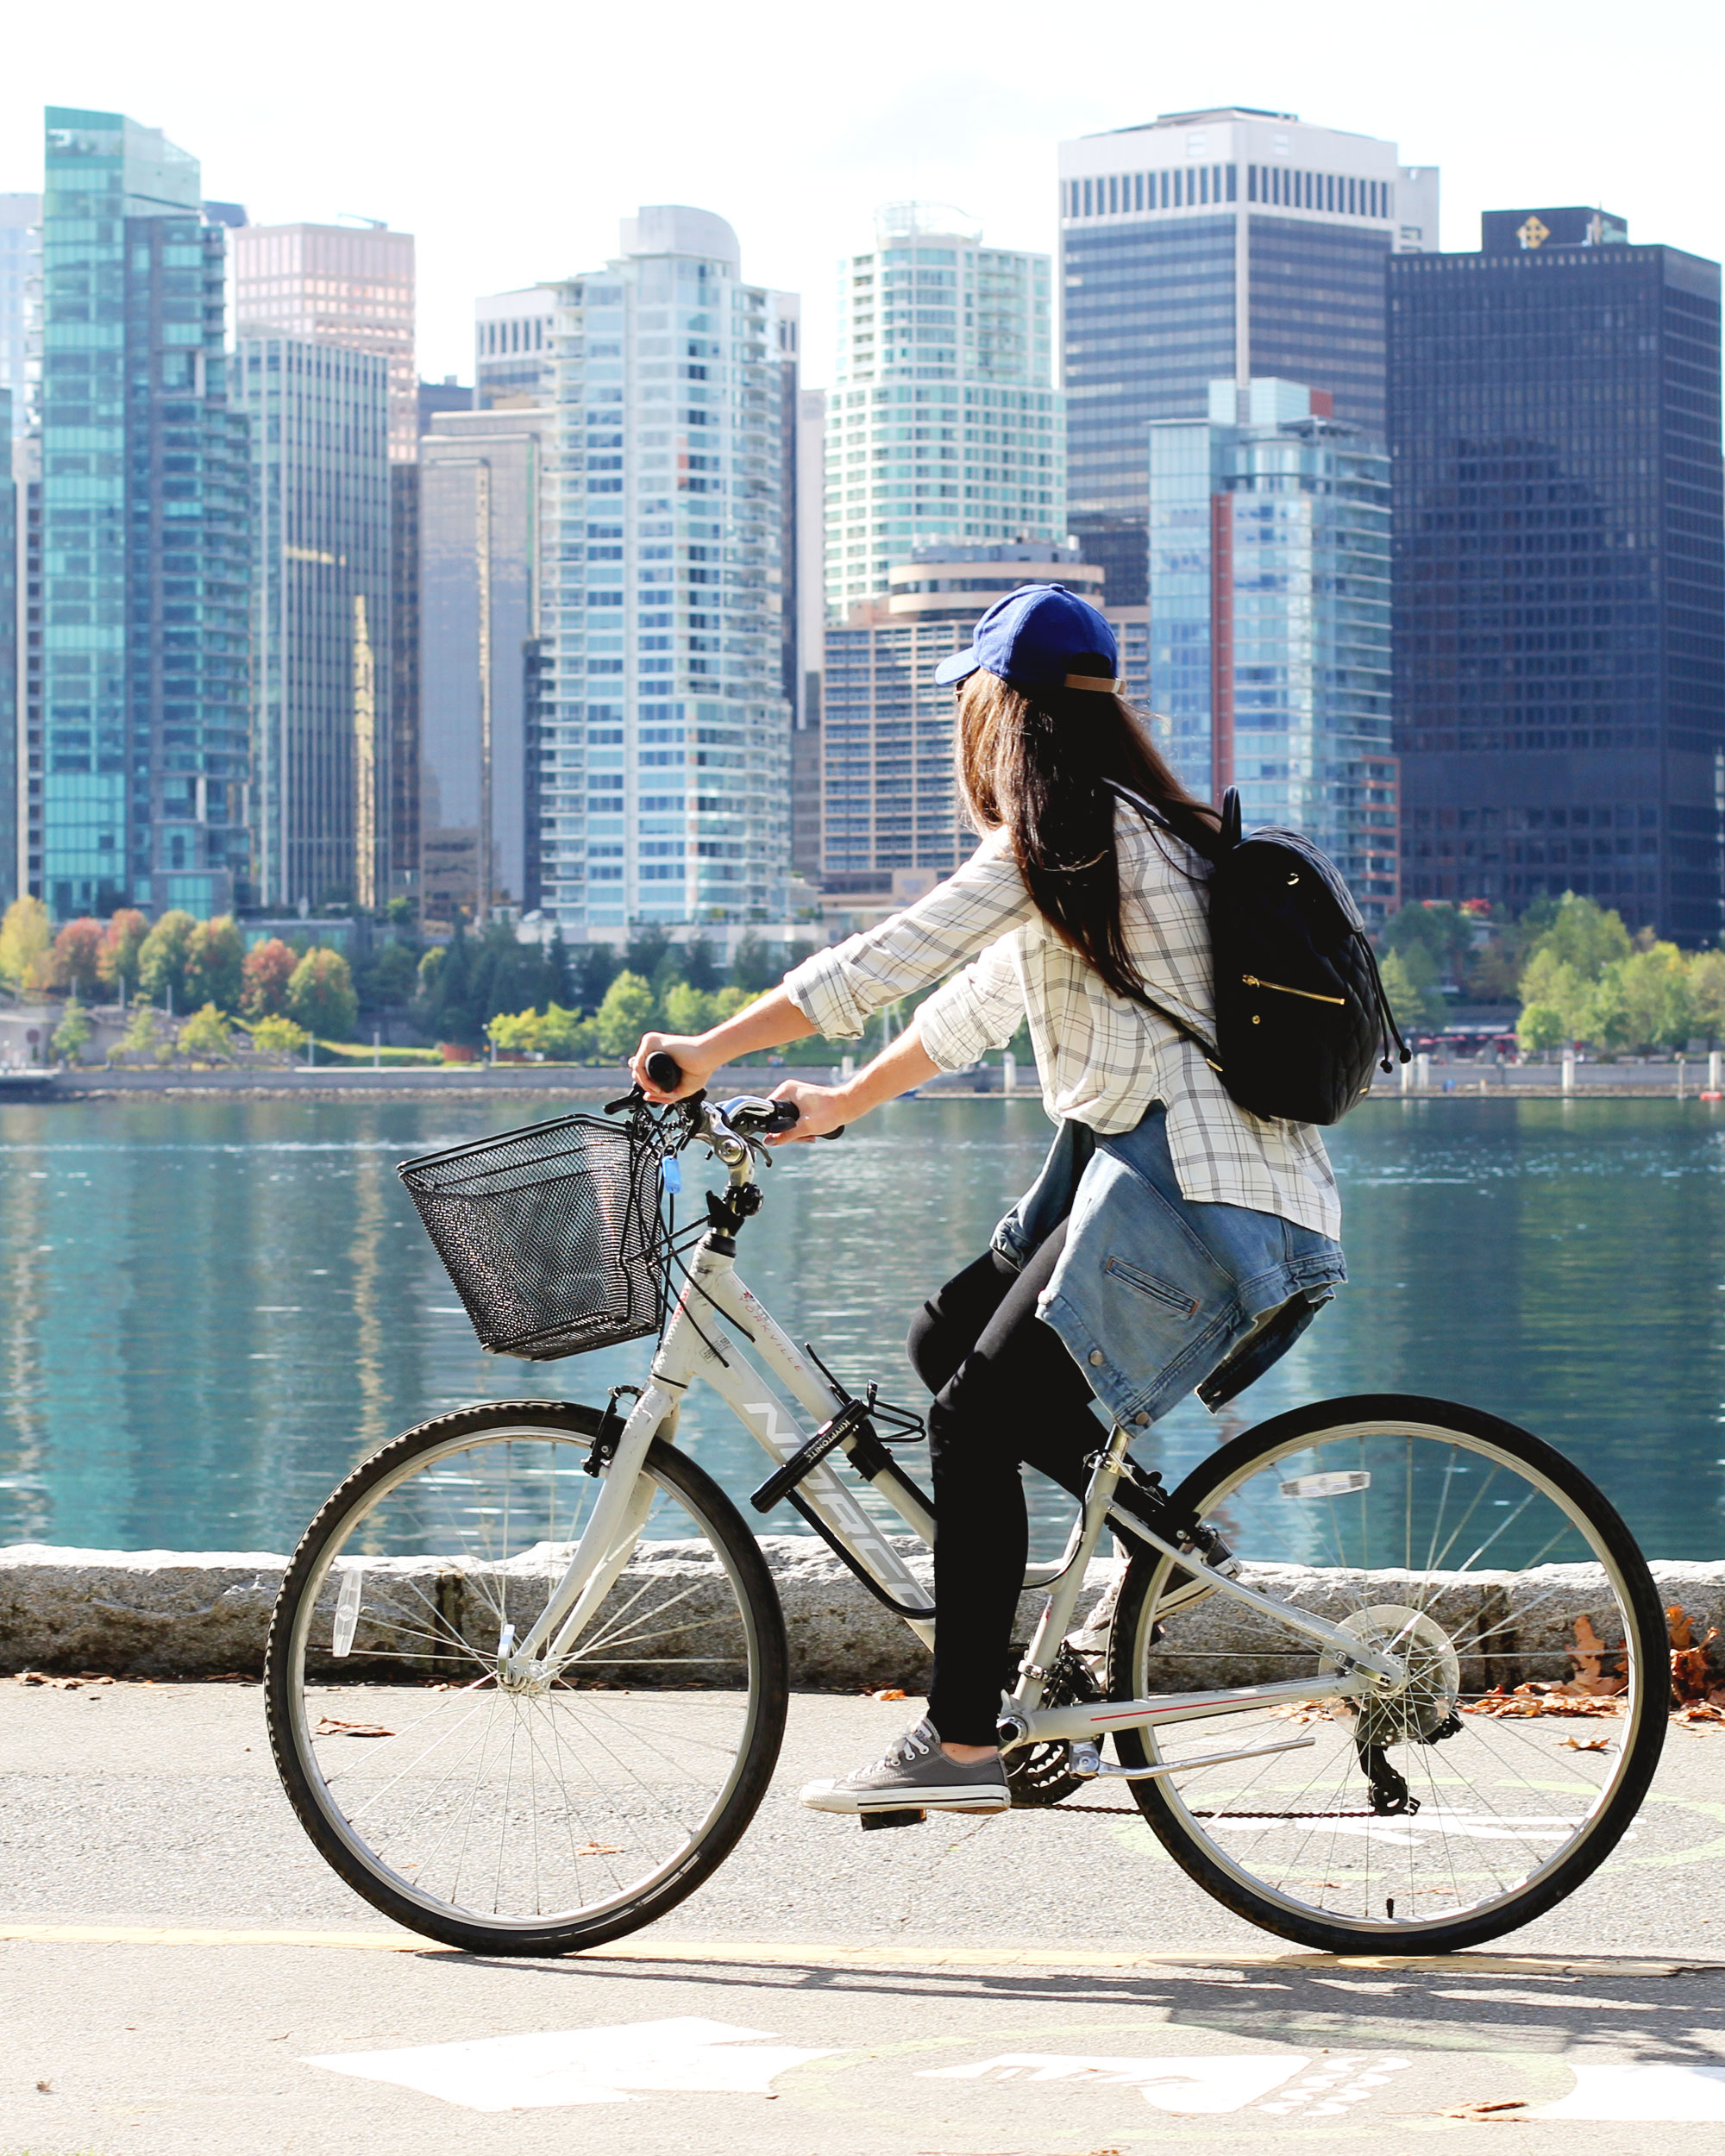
[1226,164,1237,202]
[1082,178,1093,216]
[1108,173,1118,214]
[1134,172,1145,210]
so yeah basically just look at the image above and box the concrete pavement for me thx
[4,1677,1725,2153]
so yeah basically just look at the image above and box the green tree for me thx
[178,1002,234,1061]
[360,939,420,1010]
[1688,950,1725,1044]
[662,981,717,1035]
[98,908,150,996]
[185,915,245,1013]
[1525,893,1632,982]
[1516,1002,1570,1056]
[1379,948,1443,1035]
[571,941,620,1012]
[1584,944,1693,1054]
[1381,900,1471,983]
[50,917,104,998]
[286,948,359,1040]
[249,1013,307,1059]
[596,970,656,1060]
[51,995,93,1063]
[625,924,674,981]
[682,936,723,992]
[137,910,198,1009]
[241,937,298,1019]
[730,931,778,994]
[0,895,53,992]
[116,1003,162,1061]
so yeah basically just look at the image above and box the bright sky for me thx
[5,0,1722,391]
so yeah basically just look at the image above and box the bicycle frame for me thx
[506,1104,1400,1749]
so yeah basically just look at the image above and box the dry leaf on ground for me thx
[315,1717,395,1738]
[1439,2097,1527,2120]
[869,1687,907,1702]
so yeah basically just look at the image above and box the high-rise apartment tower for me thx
[826,203,1063,618]
[1389,209,1724,942]
[1059,107,1437,605]
[534,206,798,932]
[36,108,251,920]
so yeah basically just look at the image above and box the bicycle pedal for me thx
[858,1807,925,1831]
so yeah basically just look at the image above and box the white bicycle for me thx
[265,1065,1666,1958]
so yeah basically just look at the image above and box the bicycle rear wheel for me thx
[265,1400,787,1955]
[1106,1395,1665,1955]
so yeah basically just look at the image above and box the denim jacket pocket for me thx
[1103,1255,1201,1319]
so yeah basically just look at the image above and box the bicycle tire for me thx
[1105,1394,1666,1956]
[264,1399,788,1956]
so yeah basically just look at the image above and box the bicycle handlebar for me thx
[644,1050,844,1139]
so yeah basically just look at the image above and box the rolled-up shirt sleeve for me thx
[782,830,1033,1039]
[918,931,1025,1069]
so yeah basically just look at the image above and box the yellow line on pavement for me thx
[0,1921,1709,1980]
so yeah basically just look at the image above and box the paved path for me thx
[4,1679,1725,2153]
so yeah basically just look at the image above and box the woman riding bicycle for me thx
[631,582,1346,1819]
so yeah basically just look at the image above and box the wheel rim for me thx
[1124,1414,1655,1940]
[279,1425,766,1935]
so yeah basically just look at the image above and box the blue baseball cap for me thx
[933,583,1120,696]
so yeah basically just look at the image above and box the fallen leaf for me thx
[1559,1736,1611,1752]
[315,1717,395,1738]
[573,1841,622,1857]
[869,1688,908,1702]
[1439,2097,1527,2120]
[35,2078,52,2092]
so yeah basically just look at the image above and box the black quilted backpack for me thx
[1112,783,1411,1127]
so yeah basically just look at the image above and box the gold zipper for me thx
[1241,974,1347,1007]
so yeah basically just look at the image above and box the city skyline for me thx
[1,0,1721,392]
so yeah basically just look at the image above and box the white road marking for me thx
[1532,2059,1725,2122]
[304,2016,838,2111]
[920,2050,1414,2116]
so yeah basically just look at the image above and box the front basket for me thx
[398,1114,667,1359]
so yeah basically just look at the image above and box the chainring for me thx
[1005,1642,1103,1808]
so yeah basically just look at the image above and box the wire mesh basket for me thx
[398,1114,669,1360]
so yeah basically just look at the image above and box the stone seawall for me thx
[4,1543,1720,1691]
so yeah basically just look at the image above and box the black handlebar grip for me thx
[645,1050,683,1093]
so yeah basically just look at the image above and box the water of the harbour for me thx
[3,1094,1724,1561]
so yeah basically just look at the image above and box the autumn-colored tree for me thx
[249,1013,308,1059]
[241,937,298,1019]
[137,910,198,1008]
[98,909,150,996]
[0,896,53,992]
[286,947,359,1040]
[50,918,104,998]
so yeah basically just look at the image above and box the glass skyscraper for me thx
[231,223,417,461]
[1,196,40,439]
[826,203,1063,618]
[1059,107,1437,605]
[1389,210,1725,943]
[1149,379,1397,923]
[235,337,392,912]
[535,206,798,932]
[417,407,552,924]
[37,108,251,921]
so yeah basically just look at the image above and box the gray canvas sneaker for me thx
[799,1717,1011,1815]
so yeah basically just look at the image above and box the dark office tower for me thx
[38,109,251,920]
[1059,108,1437,605]
[1389,211,1725,943]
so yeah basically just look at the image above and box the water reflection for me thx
[1,1097,1722,1560]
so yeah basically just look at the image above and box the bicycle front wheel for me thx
[265,1401,787,1955]
[1106,1395,1666,1956]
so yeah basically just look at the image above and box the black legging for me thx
[907,1222,1109,1745]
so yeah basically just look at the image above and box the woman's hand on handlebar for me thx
[764,1078,850,1143]
[630,1031,712,1102]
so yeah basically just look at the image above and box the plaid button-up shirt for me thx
[784,814,1340,1240]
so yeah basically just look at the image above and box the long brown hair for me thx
[957,658,1218,1005]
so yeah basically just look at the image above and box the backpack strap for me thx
[1102,780,1225,1069]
